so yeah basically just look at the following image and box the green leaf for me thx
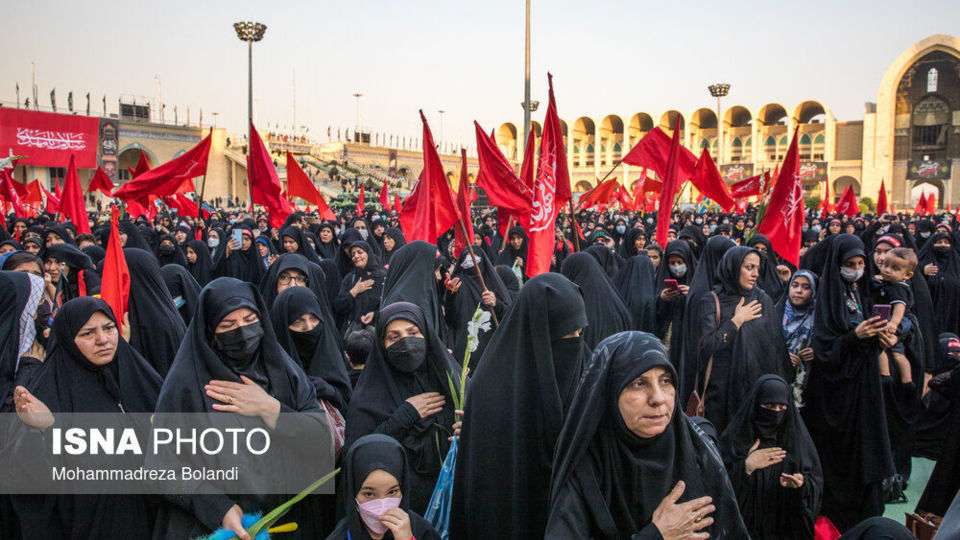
[244,468,340,538]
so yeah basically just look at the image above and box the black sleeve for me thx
[372,401,422,441]
[697,294,738,362]
[334,274,357,320]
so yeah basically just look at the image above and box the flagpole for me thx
[596,160,621,185]
[568,198,580,251]
[497,214,515,255]
[455,217,499,327]
[197,128,212,224]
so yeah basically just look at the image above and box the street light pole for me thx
[708,83,730,165]
[352,93,363,142]
[523,0,531,146]
[234,21,267,205]
[438,110,446,153]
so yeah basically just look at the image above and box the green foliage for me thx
[805,196,821,210]
[859,197,875,213]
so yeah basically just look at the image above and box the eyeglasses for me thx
[278,273,308,285]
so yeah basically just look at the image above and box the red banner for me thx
[0,109,99,168]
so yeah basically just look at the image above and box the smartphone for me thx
[664,279,679,292]
[231,229,243,246]
[872,304,892,322]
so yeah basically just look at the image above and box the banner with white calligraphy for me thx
[0,109,99,168]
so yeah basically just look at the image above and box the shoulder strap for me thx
[701,292,719,398]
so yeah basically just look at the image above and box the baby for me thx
[876,247,917,384]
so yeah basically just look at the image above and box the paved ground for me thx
[883,456,937,524]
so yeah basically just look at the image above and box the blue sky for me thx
[3,0,959,149]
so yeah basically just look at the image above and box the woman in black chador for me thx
[450,273,589,540]
[560,252,633,349]
[8,297,162,539]
[344,302,460,514]
[696,246,791,433]
[545,331,748,539]
[802,234,894,532]
[151,277,333,539]
[442,247,512,368]
[718,375,823,539]
[123,248,187,377]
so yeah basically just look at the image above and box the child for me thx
[344,325,376,388]
[326,434,440,540]
[876,247,918,385]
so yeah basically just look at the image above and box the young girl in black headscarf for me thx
[654,240,696,367]
[213,229,264,284]
[8,298,162,539]
[546,331,748,539]
[697,247,792,433]
[718,375,823,539]
[326,434,440,540]
[334,241,386,335]
[43,243,101,306]
[802,234,895,532]
[161,263,202,326]
[344,302,461,514]
[450,273,589,540]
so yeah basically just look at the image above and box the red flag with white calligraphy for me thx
[757,127,804,266]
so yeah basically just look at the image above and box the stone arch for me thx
[833,176,861,196]
[659,110,685,133]
[573,117,596,168]
[911,178,944,207]
[496,122,519,160]
[574,180,594,192]
[599,114,624,165]
[724,105,752,128]
[117,145,159,182]
[628,113,654,146]
[792,100,831,124]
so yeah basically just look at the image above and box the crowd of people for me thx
[1,200,959,540]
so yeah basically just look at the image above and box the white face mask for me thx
[358,229,369,240]
[208,237,220,248]
[840,267,864,282]
[461,255,479,269]
[669,263,687,278]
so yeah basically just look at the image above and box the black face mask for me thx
[385,336,426,373]
[290,324,322,365]
[213,322,264,369]
[34,300,52,349]
[159,244,175,256]
[754,405,786,443]
[934,245,952,256]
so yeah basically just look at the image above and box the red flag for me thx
[820,179,831,220]
[474,121,533,235]
[453,149,475,254]
[621,126,697,182]
[526,73,570,278]
[757,127,804,266]
[835,185,859,217]
[22,180,44,206]
[61,154,90,233]
[285,152,335,221]
[54,175,62,200]
[126,197,157,221]
[615,183,635,211]
[394,193,402,214]
[577,177,620,209]
[655,118,684,247]
[914,193,927,215]
[163,193,207,218]
[113,134,211,204]
[730,173,765,199]
[87,167,114,196]
[379,182,390,212]
[877,179,889,215]
[356,182,365,215]
[41,181,60,214]
[132,150,150,177]
[0,169,26,217]
[399,111,459,243]
[247,122,295,229]
[689,147,734,210]
[100,206,130,335]
[926,192,937,215]
[631,168,648,206]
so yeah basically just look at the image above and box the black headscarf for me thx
[381,227,407,264]
[334,241,387,333]
[123,248,187,377]
[585,244,621,277]
[914,333,960,460]
[336,228,365,278]
[44,243,101,300]
[185,238,213,286]
[494,264,520,300]
[281,226,321,264]
[380,241,443,337]
[259,253,334,315]
[118,220,151,251]
[619,227,648,259]
[494,225,529,276]
[918,231,960,338]
[450,273,589,540]
[445,247,513,367]
[746,233,786,301]
[155,233,188,267]
[270,286,351,411]
[699,247,792,432]
[678,224,707,258]
[160,263,202,326]
[44,224,76,246]
[654,239,697,365]
[916,344,960,517]
[315,222,340,260]
[546,331,748,538]
[680,236,736,401]
[560,252,633,349]
[612,254,658,333]
[81,244,106,265]
[802,234,894,531]
[717,375,823,539]
[213,229,264,284]
[0,271,44,410]
[345,302,460,512]
[327,434,441,540]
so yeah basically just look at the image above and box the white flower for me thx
[465,305,492,355]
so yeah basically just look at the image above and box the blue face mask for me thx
[615,225,626,234]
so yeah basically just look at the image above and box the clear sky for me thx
[3,0,959,150]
